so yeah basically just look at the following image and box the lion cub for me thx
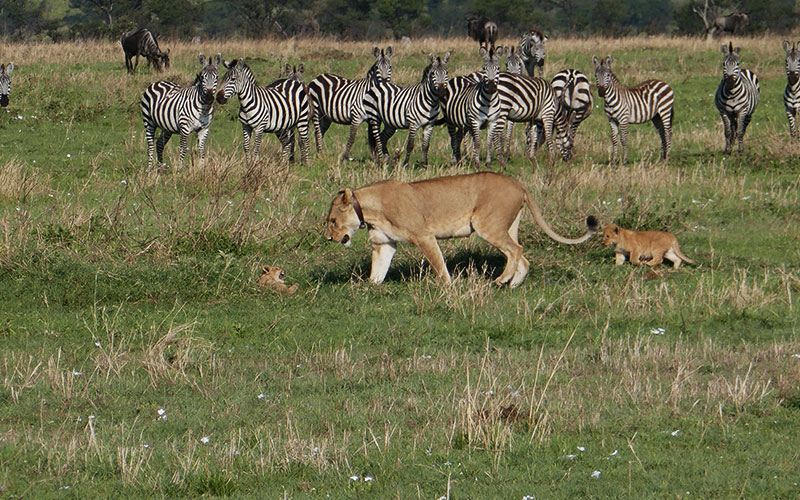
[602,223,696,269]
[258,265,299,296]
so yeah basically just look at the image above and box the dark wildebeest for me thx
[0,63,14,108]
[708,12,749,38]
[120,28,170,74]
[466,16,498,49]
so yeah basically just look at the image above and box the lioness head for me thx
[601,224,620,246]
[258,265,285,285]
[325,189,361,247]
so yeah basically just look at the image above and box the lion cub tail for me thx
[523,189,598,245]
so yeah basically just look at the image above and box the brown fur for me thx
[601,223,696,269]
[258,265,299,296]
[325,172,597,288]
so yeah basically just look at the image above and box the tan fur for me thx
[601,223,696,269]
[258,265,299,296]
[325,172,597,288]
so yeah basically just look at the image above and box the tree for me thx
[71,0,116,28]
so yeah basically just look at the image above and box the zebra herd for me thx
[133,37,800,170]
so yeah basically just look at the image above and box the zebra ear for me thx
[604,55,612,67]
[720,44,728,54]
[373,46,380,58]
[733,46,740,55]
[222,59,231,69]
[213,53,222,67]
[495,45,505,58]
[443,52,451,65]
[284,63,291,75]
[784,40,791,52]
[428,53,435,65]
[592,55,599,66]
[479,46,488,59]
[198,53,207,66]
[385,46,393,58]
[298,62,305,73]
[543,34,548,42]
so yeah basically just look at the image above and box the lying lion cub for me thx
[602,223,696,269]
[325,172,597,288]
[258,265,299,296]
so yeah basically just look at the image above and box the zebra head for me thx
[369,46,393,84]
[217,58,256,104]
[282,63,305,83]
[520,30,547,73]
[423,52,450,99]
[720,42,742,90]
[783,41,800,86]
[479,46,502,94]
[196,53,221,103]
[505,46,524,75]
[592,55,614,98]
[0,63,13,108]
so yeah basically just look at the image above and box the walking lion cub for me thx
[602,223,696,269]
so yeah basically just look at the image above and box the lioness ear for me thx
[342,188,353,204]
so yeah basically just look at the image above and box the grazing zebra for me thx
[307,46,393,159]
[550,69,593,159]
[519,30,547,77]
[495,72,561,163]
[363,52,450,167]
[714,43,759,155]
[0,63,14,108]
[216,58,311,165]
[466,16,498,49]
[783,41,800,141]
[140,54,220,170]
[593,55,674,163]
[121,28,170,74]
[439,47,504,166]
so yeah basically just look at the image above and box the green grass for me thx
[1,36,799,498]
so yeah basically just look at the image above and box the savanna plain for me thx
[0,35,799,498]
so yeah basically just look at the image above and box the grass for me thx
[0,34,799,498]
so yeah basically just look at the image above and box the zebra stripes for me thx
[439,47,504,166]
[783,40,800,141]
[363,52,450,167]
[505,46,524,75]
[308,47,393,159]
[550,69,593,159]
[714,42,759,154]
[217,58,311,165]
[519,30,547,77]
[593,55,674,163]
[140,53,220,170]
[496,72,560,163]
[0,63,14,108]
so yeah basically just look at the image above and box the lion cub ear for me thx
[341,188,354,204]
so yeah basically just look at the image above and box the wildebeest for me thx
[466,15,498,49]
[120,28,170,74]
[708,12,749,37]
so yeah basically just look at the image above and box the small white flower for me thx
[72,370,82,376]
[616,197,622,202]
[364,475,374,482]
[425,449,432,456]
[88,415,95,420]
[200,436,210,444]
[671,429,680,437]
[227,200,233,205]
[522,496,536,500]
[17,114,23,120]
[610,449,618,456]
[577,446,585,452]
[791,354,800,359]
[564,454,577,460]
[591,470,601,478]
[15,207,20,212]
[257,393,267,399]
[741,196,751,200]
[157,408,166,416]
[94,341,101,347]
[142,444,150,449]
[651,327,666,335]
[60,485,70,490]
[121,180,128,185]
[349,475,360,481]
[66,154,71,158]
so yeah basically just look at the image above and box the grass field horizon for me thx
[1,35,799,498]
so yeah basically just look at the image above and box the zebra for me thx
[505,46,524,75]
[307,46,393,159]
[714,43,759,155]
[140,53,220,170]
[783,41,800,141]
[363,52,450,167]
[495,71,561,163]
[438,46,504,166]
[0,63,14,108]
[550,69,593,159]
[593,55,674,164]
[216,58,311,166]
[121,28,170,74]
[519,30,547,77]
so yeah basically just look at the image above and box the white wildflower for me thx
[200,436,210,444]
[364,476,374,482]
[349,475,359,482]
[591,470,601,478]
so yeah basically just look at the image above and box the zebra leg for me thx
[242,124,253,161]
[197,126,211,164]
[542,116,556,164]
[178,133,190,169]
[652,115,669,161]
[315,115,331,153]
[787,109,799,142]
[720,113,733,155]
[524,122,537,158]
[343,113,363,161]
[504,121,514,160]
[156,130,172,168]
[277,131,293,164]
[421,124,435,167]
[468,124,481,166]
[144,124,157,169]
[447,124,463,164]
[618,121,629,164]
[487,120,503,168]
[737,112,752,153]
[251,125,266,162]
[380,126,396,159]
[298,121,311,166]
[369,119,385,165]
[608,119,620,163]
[402,124,419,167]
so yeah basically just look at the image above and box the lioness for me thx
[258,265,299,296]
[325,172,597,287]
[601,223,696,269]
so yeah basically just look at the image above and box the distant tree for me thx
[375,0,431,38]
[0,0,58,39]
[71,0,116,28]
